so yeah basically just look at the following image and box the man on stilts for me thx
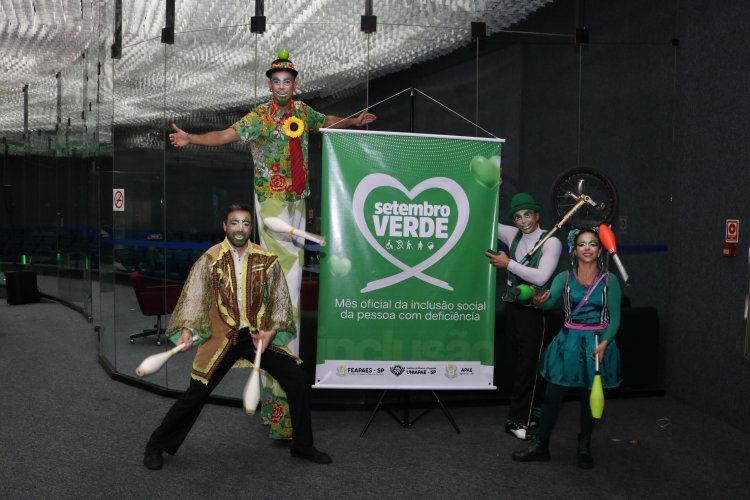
[169,51,376,439]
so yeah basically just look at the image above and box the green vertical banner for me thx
[316,130,503,389]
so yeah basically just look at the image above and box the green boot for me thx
[577,433,594,469]
[512,435,550,462]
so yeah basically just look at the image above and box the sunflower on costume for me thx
[283,116,304,138]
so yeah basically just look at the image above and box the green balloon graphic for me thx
[329,255,352,278]
[469,155,500,189]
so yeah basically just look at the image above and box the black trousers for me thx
[505,301,551,425]
[147,333,313,455]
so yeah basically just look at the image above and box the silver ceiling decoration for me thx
[0,0,552,144]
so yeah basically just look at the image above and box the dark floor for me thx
[1,299,749,500]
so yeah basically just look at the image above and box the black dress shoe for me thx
[511,436,550,462]
[290,445,332,464]
[143,447,163,470]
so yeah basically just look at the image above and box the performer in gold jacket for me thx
[143,203,331,470]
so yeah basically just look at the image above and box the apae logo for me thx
[390,365,405,377]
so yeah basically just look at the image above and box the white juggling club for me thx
[264,217,326,246]
[243,339,263,415]
[136,334,200,377]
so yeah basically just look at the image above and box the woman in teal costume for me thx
[512,228,622,469]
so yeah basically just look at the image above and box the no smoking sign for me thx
[113,188,125,212]
[726,219,739,243]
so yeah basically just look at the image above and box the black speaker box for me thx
[5,271,40,305]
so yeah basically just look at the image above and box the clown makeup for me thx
[576,239,600,248]
[269,72,296,107]
[224,214,252,248]
[574,232,601,263]
[512,209,539,234]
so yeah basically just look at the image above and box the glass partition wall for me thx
[0,1,676,397]
[1,55,97,316]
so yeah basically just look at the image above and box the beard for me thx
[227,232,248,248]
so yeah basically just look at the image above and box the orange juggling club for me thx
[598,224,629,284]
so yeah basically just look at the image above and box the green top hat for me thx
[503,192,542,222]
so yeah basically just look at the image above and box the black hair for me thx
[224,203,253,222]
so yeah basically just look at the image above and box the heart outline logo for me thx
[352,173,469,293]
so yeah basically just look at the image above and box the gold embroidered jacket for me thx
[167,239,296,384]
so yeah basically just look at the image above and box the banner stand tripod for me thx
[360,390,461,437]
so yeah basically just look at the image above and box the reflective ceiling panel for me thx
[0,0,552,134]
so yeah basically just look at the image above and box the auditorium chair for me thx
[129,271,182,345]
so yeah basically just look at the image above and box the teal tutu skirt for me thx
[539,327,622,389]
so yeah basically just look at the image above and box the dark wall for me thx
[670,0,750,433]
[314,0,675,394]
[317,0,676,308]
[321,0,750,432]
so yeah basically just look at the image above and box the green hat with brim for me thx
[503,192,542,222]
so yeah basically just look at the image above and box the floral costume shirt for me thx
[232,99,326,202]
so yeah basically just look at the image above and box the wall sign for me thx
[113,188,125,212]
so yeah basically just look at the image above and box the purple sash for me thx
[564,270,609,330]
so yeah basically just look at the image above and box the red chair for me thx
[129,272,182,345]
[301,279,319,312]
